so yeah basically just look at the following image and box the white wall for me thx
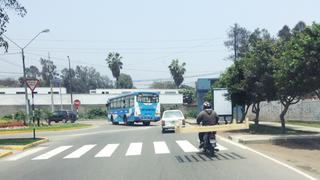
[0,87,67,94]
[0,94,183,105]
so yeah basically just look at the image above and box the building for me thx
[195,78,218,112]
[89,89,179,95]
[0,87,66,95]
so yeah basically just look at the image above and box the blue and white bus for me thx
[106,92,161,126]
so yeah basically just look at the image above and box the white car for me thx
[161,110,185,133]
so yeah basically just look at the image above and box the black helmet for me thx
[202,101,211,110]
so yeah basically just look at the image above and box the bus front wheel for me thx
[143,122,150,126]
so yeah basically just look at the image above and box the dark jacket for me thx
[196,109,219,126]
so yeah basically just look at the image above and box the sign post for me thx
[25,79,40,139]
[73,99,81,118]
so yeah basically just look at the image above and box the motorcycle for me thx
[200,132,218,156]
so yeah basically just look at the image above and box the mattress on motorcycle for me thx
[176,118,249,133]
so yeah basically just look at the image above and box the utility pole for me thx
[59,80,63,110]
[49,52,55,112]
[68,56,73,111]
[21,49,30,124]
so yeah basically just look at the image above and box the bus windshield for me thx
[137,94,159,103]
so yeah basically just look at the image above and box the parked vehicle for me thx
[48,110,77,125]
[161,110,185,133]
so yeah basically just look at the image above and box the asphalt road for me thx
[0,121,316,180]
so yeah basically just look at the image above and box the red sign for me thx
[25,79,40,92]
[74,99,81,109]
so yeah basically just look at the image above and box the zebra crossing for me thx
[4,140,228,161]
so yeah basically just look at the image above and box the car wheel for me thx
[123,115,127,126]
[143,122,150,126]
[63,119,68,123]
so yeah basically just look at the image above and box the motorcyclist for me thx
[196,101,219,148]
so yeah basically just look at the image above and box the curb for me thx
[229,134,320,144]
[0,137,49,151]
[0,150,12,158]
[0,124,92,135]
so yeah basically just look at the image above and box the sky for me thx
[1,0,319,88]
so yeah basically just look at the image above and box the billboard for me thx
[213,89,232,116]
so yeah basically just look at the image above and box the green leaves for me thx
[168,59,186,88]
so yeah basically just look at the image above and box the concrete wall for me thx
[247,99,320,121]
[0,93,183,116]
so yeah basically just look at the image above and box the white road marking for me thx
[216,143,228,151]
[63,144,96,159]
[33,146,72,160]
[5,147,47,161]
[153,141,170,154]
[176,140,199,153]
[95,144,119,157]
[125,142,142,156]
[217,135,318,180]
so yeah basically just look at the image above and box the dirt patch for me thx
[247,141,320,179]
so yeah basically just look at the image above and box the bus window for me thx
[130,97,134,107]
[137,94,159,103]
[125,97,130,108]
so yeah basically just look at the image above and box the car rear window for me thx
[163,111,184,119]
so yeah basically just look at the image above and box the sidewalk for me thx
[226,121,320,144]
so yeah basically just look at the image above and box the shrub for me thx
[185,110,198,118]
[87,108,106,119]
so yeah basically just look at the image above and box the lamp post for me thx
[3,29,50,123]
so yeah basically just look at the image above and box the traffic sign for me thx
[74,99,81,109]
[25,79,40,92]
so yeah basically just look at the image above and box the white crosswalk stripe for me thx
[176,140,199,153]
[64,145,96,159]
[33,146,72,160]
[95,144,119,157]
[216,143,227,151]
[153,141,170,154]
[5,140,229,161]
[5,147,47,161]
[125,142,142,156]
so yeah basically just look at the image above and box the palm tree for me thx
[168,59,186,88]
[106,52,123,88]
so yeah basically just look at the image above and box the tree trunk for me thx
[115,77,119,89]
[279,102,290,134]
[254,102,260,126]
[251,103,260,126]
[240,104,250,123]
[315,90,320,99]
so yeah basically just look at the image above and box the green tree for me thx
[224,23,251,61]
[278,25,291,41]
[168,59,186,88]
[106,52,123,88]
[0,78,19,87]
[179,88,195,104]
[0,0,27,52]
[40,58,58,86]
[297,23,320,99]
[117,73,133,89]
[151,81,176,89]
[273,30,307,133]
[243,38,276,125]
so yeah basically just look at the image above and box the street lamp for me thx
[3,29,50,123]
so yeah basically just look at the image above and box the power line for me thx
[9,37,226,43]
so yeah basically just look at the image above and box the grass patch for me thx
[227,124,318,135]
[0,138,42,145]
[287,120,320,128]
[249,124,316,135]
[0,123,91,133]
